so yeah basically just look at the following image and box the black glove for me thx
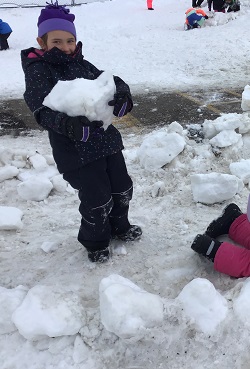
[61,115,104,142]
[108,92,132,117]
[205,15,209,19]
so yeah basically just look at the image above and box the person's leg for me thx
[107,151,142,241]
[0,32,11,50]
[191,234,250,278]
[214,242,250,278]
[63,159,113,261]
[229,214,250,249]
[0,34,3,50]
[106,151,132,234]
[147,0,154,9]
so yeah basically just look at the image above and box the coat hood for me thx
[21,41,83,72]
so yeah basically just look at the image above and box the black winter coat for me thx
[21,42,132,173]
[207,0,225,11]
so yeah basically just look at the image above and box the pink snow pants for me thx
[214,214,250,277]
[147,0,153,8]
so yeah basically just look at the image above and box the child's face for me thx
[37,30,76,54]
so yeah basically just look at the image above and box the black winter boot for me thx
[191,234,221,262]
[87,247,110,263]
[205,203,243,238]
[113,225,142,242]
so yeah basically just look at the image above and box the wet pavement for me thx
[0,88,243,136]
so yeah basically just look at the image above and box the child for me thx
[0,19,12,50]
[185,7,208,30]
[191,202,250,278]
[224,0,240,12]
[147,0,154,10]
[21,1,142,263]
[207,0,226,12]
[207,0,240,12]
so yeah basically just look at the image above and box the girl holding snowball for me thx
[21,1,142,263]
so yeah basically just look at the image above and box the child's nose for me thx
[61,43,71,52]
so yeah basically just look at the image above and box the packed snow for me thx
[1,0,250,368]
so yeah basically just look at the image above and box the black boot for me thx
[205,203,243,238]
[148,8,154,10]
[113,225,142,242]
[87,247,110,263]
[191,234,221,262]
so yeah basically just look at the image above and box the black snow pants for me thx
[0,32,11,50]
[63,151,133,252]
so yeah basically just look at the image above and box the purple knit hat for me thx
[37,1,76,38]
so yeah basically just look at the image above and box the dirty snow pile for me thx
[1,93,250,367]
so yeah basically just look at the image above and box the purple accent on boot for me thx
[118,102,127,117]
[82,127,90,142]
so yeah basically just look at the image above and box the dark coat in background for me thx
[208,0,226,11]
[0,19,12,34]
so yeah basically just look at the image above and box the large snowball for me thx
[17,176,53,201]
[137,131,186,170]
[43,71,115,130]
[12,285,86,340]
[0,285,27,334]
[191,172,243,204]
[99,274,164,339]
[177,278,228,335]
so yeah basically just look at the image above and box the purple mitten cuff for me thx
[118,102,128,117]
[82,126,90,142]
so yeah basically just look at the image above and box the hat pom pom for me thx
[45,0,70,14]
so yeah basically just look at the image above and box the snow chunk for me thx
[137,131,186,170]
[41,241,60,253]
[167,121,184,135]
[12,285,86,340]
[28,153,48,170]
[230,159,250,184]
[0,285,27,334]
[177,278,228,335]
[191,172,243,204]
[210,130,242,148]
[17,165,59,182]
[51,174,68,193]
[0,165,19,182]
[17,177,53,201]
[203,113,248,139]
[241,85,250,112]
[0,206,23,230]
[43,71,115,130]
[99,274,164,339]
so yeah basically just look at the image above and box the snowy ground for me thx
[1,0,250,368]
